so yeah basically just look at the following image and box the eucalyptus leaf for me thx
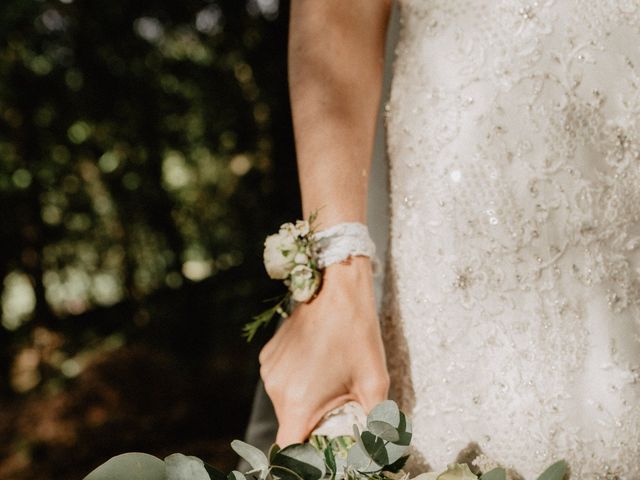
[393,412,413,446]
[479,468,506,480]
[271,443,326,480]
[536,460,568,480]
[360,431,389,466]
[165,453,210,480]
[367,400,401,427]
[204,463,227,480]
[270,464,304,480]
[353,424,364,449]
[380,441,410,466]
[231,440,270,478]
[333,456,347,479]
[269,444,282,463]
[384,454,409,473]
[228,471,247,480]
[367,401,401,442]
[346,441,383,473]
[367,421,400,442]
[84,452,166,480]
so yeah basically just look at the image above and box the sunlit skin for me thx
[258,0,393,447]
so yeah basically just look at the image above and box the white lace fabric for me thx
[312,222,380,273]
[382,1,640,479]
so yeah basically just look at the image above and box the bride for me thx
[257,1,640,478]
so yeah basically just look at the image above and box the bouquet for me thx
[83,400,568,480]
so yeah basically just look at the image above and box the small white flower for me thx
[294,252,309,265]
[294,219,310,237]
[279,222,296,235]
[289,264,321,302]
[263,231,298,279]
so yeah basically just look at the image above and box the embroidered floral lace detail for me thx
[382,1,640,478]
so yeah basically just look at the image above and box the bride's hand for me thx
[259,255,389,447]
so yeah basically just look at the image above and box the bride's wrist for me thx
[321,256,375,298]
[323,256,374,281]
[252,216,377,338]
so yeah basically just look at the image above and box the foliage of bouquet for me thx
[83,400,568,480]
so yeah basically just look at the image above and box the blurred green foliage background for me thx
[0,0,297,478]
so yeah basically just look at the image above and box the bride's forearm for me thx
[288,0,391,228]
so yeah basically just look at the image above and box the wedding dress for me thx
[380,1,640,478]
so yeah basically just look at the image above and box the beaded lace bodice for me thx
[381,1,640,478]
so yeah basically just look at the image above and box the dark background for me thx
[0,1,298,478]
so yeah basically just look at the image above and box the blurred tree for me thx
[0,1,302,477]
[0,0,298,397]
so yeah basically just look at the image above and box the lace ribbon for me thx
[312,222,380,274]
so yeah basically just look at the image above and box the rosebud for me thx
[289,264,321,302]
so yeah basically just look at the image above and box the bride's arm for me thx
[290,0,390,226]
[259,0,392,447]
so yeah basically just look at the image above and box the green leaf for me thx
[204,463,227,480]
[480,468,506,480]
[269,444,282,463]
[84,453,166,480]
[243,304,280,342]
[231,440,270,474]
[384,455,409,474]
[165,453,210,480]
[324,446,336,476]
[309,435,330,453]
[382,441,410,466]
[367,401,401,442]
[536,460,568,480]
[271,444,326,480]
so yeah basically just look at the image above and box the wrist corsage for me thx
[243,212,377,341]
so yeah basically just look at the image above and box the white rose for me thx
[263,232,298,279]
[289,264,321,302]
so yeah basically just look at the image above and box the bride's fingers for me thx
[258,338,277,366]
[353,372,390,414]
[275,393,356,446]
[258,316,292,366]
